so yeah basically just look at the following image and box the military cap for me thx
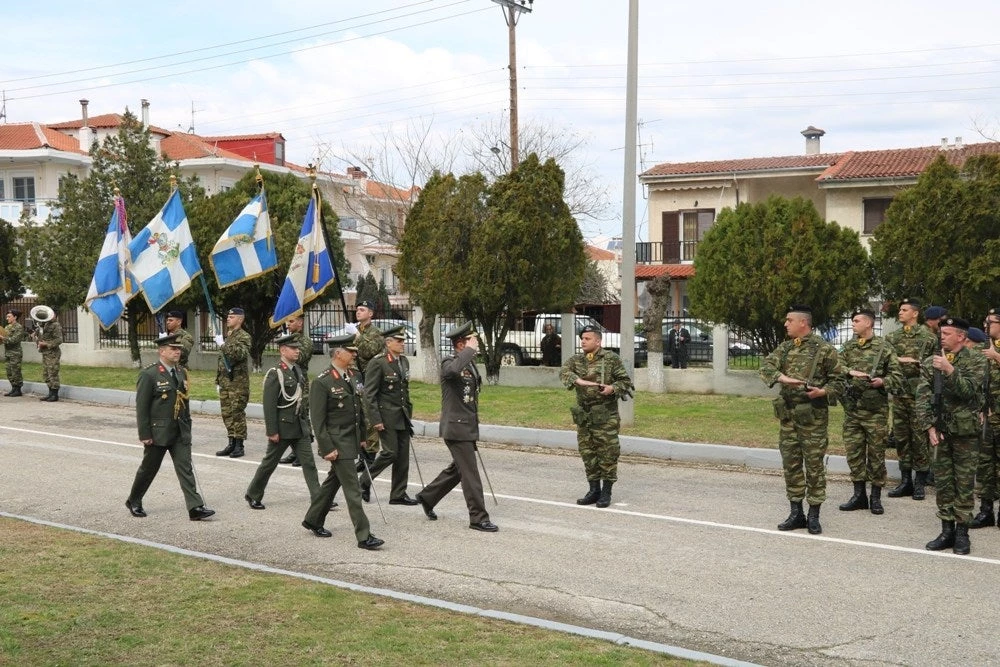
[227,307,245,316]
[445,321,476,340]
[326,333,358,351]
[7,308,20,318]
[154,332,183,347]
[274,333,300,348]
[579,324,603,338]
[787,304,812,314]
[989,307,1000,318]
[165,310,184,319]
[923,305,947,320]
[356,299,376,311]
[900,297,921,309]
[851,308,876,321]
[383,324,408,340]
[941,316,969,331]
[967,327,988,343]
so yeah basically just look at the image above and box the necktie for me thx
[170,368,179,388]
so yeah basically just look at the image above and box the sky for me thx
[5,0,1000,240]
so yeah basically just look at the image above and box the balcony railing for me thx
[635,240,700,264]
[0,199,60,225]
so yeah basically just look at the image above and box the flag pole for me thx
[308,164,350,326]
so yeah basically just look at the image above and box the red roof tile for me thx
[642,153,841,178]
[48,113,172,136]
[0,122,86,154]
[159,132,253,161]
[636,264,695,279]
[587,245,617,261]
[817,142,1000,181]
[201,132,285,142]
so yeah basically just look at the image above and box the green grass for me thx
[0,519,693,666]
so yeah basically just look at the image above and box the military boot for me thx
[953,524,971,555]
[887,469,913,498]
[926,520,956,550]
[595,480,614,508]
[839,481,869,511]
[777,501,807,531]
[869,485,884,515]
[5,383,22,397]
[912,470,928,501]
[229,438,245,458]
[969,499,995,528]
[40,388,59,402]
[576,481,601,505]
[216,437,235,457]
[807,504,822,534]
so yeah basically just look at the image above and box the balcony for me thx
[635,240,700,264]
[0,200,60,226]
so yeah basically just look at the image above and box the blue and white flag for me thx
[270,189,335,327]
[210,191,278,288]
[84,196,136,329]
[128,189,202,313]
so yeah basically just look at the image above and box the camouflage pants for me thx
[777,405,829,505]
[41,350,60,391]
[5,349,22,385]
[219,375,249,438]
[974,427,1000,502]
[576,412,621,482]
[932,434,978,525]
[891,394,931,473]
[842,407,888,486]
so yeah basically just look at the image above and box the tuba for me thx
[30,305,55,349]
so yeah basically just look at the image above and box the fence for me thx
[0,296,79,344]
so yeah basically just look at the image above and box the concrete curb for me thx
[2,380,899,478]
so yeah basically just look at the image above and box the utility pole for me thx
[492,0,532,170]
[619,0,639,427]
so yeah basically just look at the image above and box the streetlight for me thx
[491,0,532,170]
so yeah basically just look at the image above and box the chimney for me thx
[800,125,825,155]
[79,99,89,126]
[78,99,91,151]
[347,166,368,179]
[141,99,150,129]
[955,136,963,149]
[941,138,949,148]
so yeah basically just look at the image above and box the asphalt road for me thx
[2,397,997,666]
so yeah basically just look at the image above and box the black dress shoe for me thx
[469,520,499,532]
[361,483,371,503]
[358,535,385,550]
[189,506,216,521]
[279,454,297,464]
[329,500,339,509]
[125,499,146,518]
[415,494,437,520]
[302,520,332,538]
[291,460,302,467]
[389,495,419,506]
[245,494,265,510]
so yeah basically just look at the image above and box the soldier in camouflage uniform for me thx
[1,309,25,396]
[164,310,195,368]
[759,305,845,534]
[886,298,938,500]
[353,300,385,469]
[215,307,252,458]
[32,307,63,402]
[279,314,313,467]
[916,317,985,555]
[837,309,903,515]
[969,310,1000,529]
[560,324,635,508]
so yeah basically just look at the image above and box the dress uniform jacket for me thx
[440,346,481,441]
[365,351,412,430]
[136,362,191,446]
[263,361,310,440]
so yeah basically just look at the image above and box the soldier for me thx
[244,334,320,510]
[353,299,385,469]
[666,319,692,369]
[214,307,252,458]
[923,305,948,339]
[125,333,215,521]
[837,309,903,515]
[886,298,938,500]
[360,325,419,506]
[415,322,498,532]
[759,305,845,534]
[916,317,985,555]
[1,309,25,396]
[278,314,313,467]
[31,306,62,402]
[560,324,635,508]
[302,333,384,550]
[971,309,1000,529]
[164,310,194,368]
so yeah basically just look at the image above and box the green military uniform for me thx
[560,341,634,506]
[246,341,320,507]
[760,331,845,528]
[354,321,385,454]
[362,343,414,502]
[278,327,314,467]
[2,317,25,393]
[838,333,903,508]
[36,318,63,397]
[127,342,210,517]
[915,320,985,554]
[172,327,195,368]
[971,337,1000,527]
[886,322,938,496]
[304,360,376,544]
[217,327,252,440]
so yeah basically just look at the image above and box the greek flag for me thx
[84,196,136,329]
[210,191,278,288]
[128,189,202,313]
[270,189,335,327]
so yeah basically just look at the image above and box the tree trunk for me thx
[643,274,670,392]
[418,312,440,384]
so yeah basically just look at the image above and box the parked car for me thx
[639,319,758,364]
[309,324,353,354]
[502,314,647,366]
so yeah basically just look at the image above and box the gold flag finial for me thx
[254,163,263,190]
[169,174,178,191]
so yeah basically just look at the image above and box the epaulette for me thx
[317,368,331,378]
[373,351,387,360]
[143,362,158,370]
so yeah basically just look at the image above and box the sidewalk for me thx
[3,380,900,478]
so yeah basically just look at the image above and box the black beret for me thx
[165,310,184,319]
[579,324,603,337]
[851,308,876,321]
[941,317,968,331]
[227,307,245,316]
[787,304,812,314]
[967,327,988,343]
[923,305,947,320]
[7,309,20,318]
[274,333,300,347]
[989,307,1000,317]
[445,321,476,340]
[900,297,921,309]
[356,300,376,311]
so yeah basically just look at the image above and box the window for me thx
[863,198,893,234]
[338,217,358,231]
[0,179,5,200]
[13,176,34,202]
[275,141,285,166]
[679,209,714,261]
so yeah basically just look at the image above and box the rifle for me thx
[983,355,993,443]
[932,364,945,461]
